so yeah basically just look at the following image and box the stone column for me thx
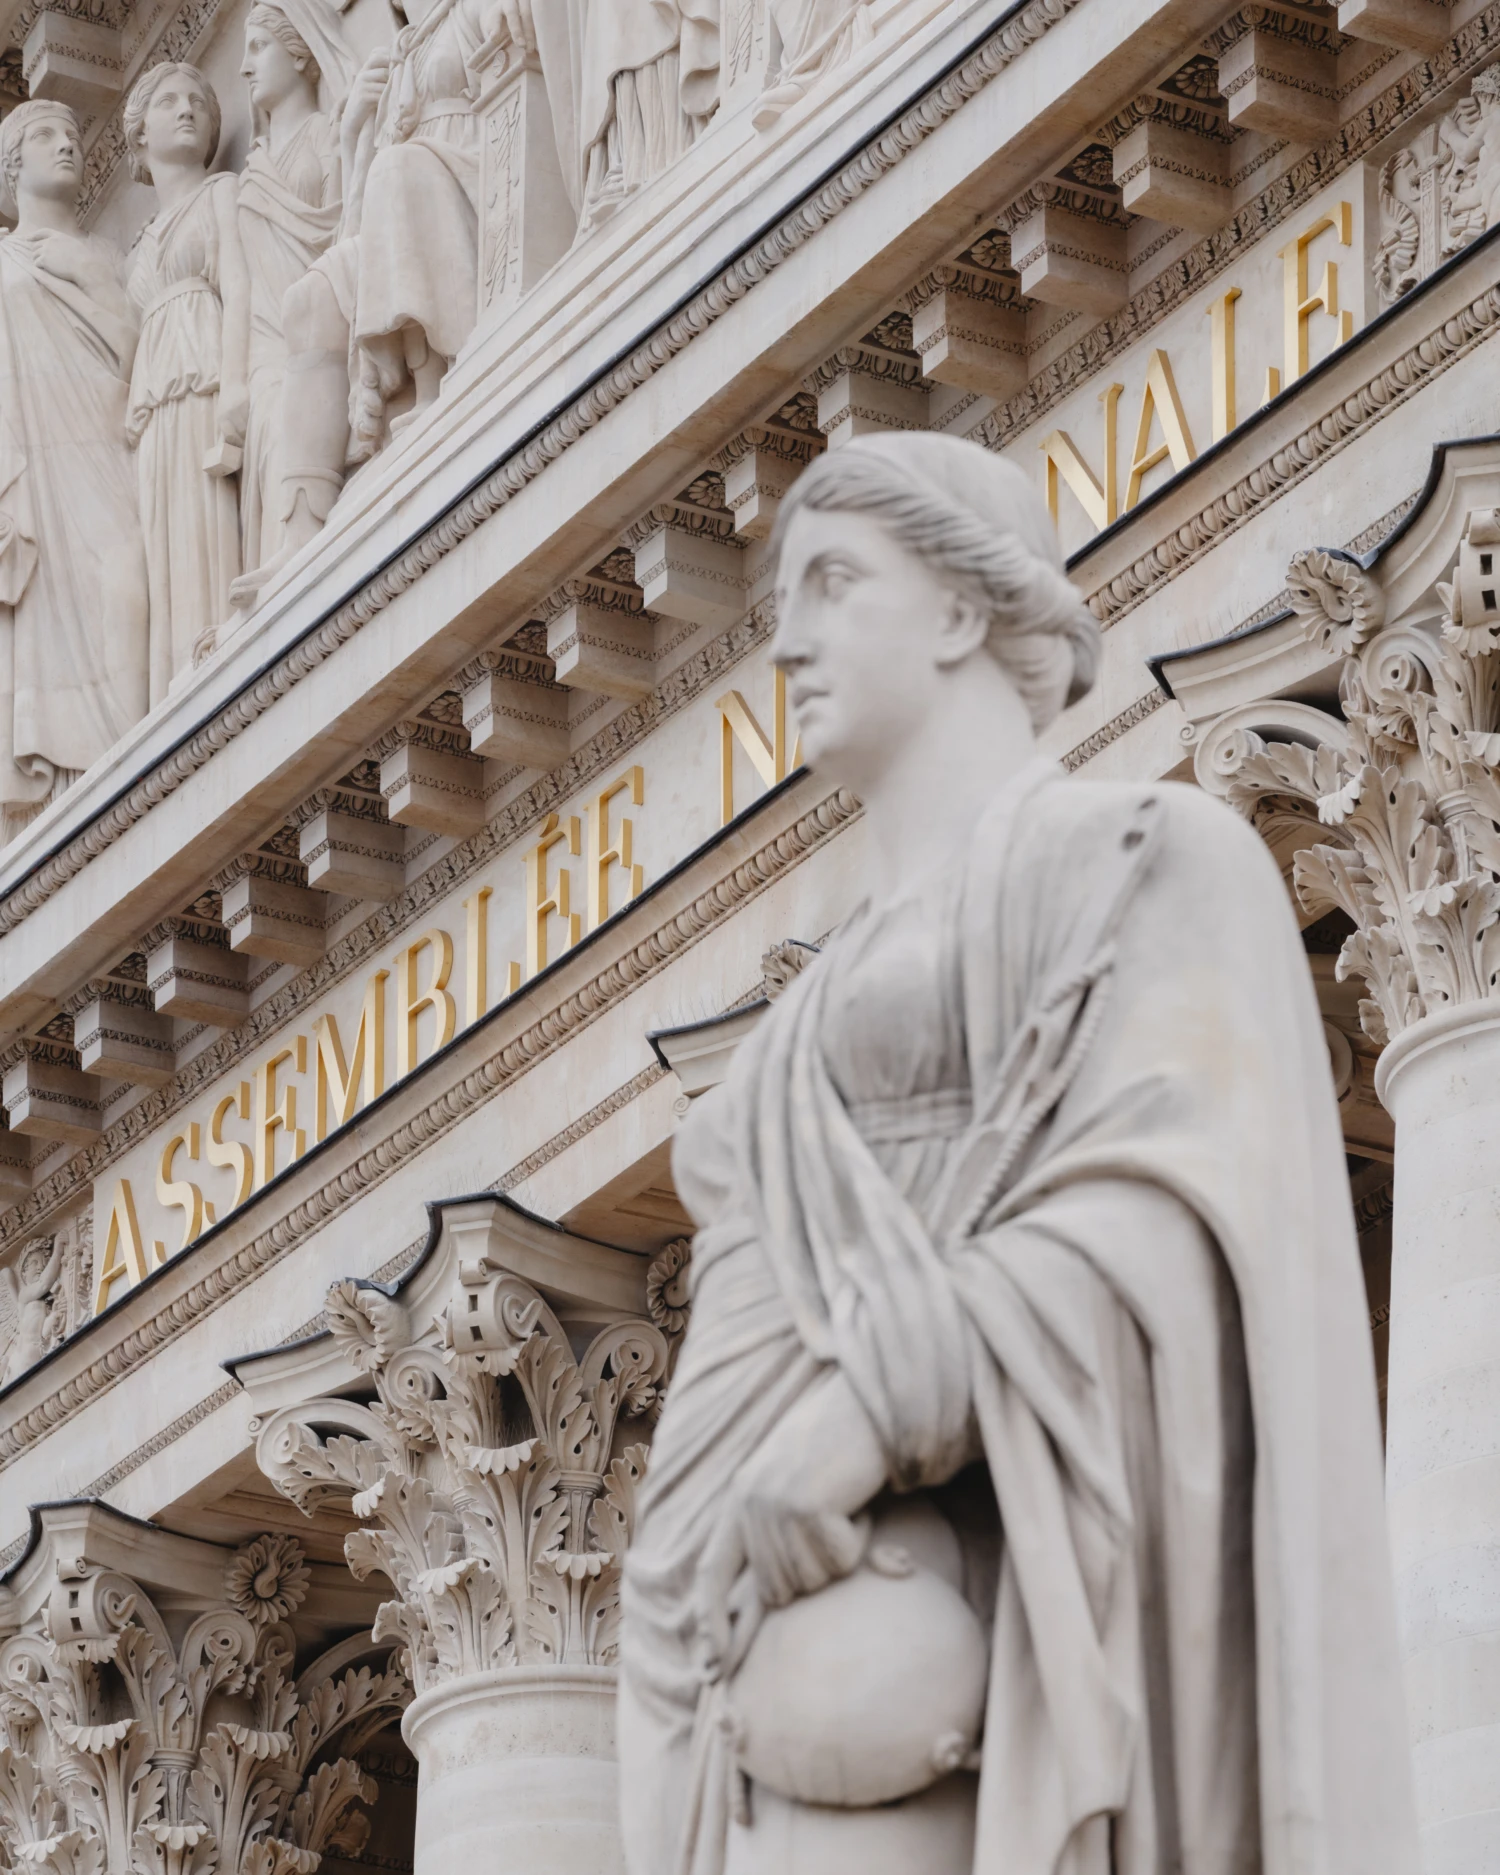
[1213,516,1500,1868]
[245,1198,685,1875]
[1378,1006,1500,1875]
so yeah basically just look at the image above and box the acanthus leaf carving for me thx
[1217,511,1500,1044]
[256,1258,675,1695]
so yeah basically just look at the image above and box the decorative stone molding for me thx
[291,795,405,903]
[903,266,1027,400]
[1,1041,101,1147]
[213,861,326,972]
[644,1239,691,1337]
[459,654,570,769]
[541,580,658,701]
[68,983,175,1088]
[1103,97,1231,232]
[0,1514,406,1875]
[1206,7,1340,142]
[0,783,858,1473]
[143,922,250,1029]
[1000,184,1130,314]
[1338,0,1451,53]
[1210,513,1500,1046]
[713,424,822,541]
[375,723,486,842]
[627,499,747,629]
[807,342,929,446]
[21,9,121,117]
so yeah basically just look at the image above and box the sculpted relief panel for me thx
[0,0,882,833]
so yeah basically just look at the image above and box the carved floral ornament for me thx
[1210,513,1500,1046]
[0,1535,406,1875]
[252,1245,687,1695]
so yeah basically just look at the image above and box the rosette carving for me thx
[0,1540,405,1875]
[255,1265,670,1695]
[1217,523,1500,1046]
[1286,549,1385,657]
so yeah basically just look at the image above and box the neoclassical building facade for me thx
[0,0,1497,1869]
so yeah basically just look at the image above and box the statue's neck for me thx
[14,195,80,236]
[266,89,318,156]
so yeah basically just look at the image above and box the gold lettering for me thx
[464,890,491,1025]
[155,1123,207,1258]
[1279,202,1354,384]
[395,931,456,1077]
[586,768,644,928]
[1040,383,1122,531]
[314,970,388,1139]
[1206,287,1241,442]
[716,672,800,826]
[94,1179,151,1314]
[1124,350,1196,511]
[510,815,580,989]
[254,1039,307,1190]
[206,1082,253,1215]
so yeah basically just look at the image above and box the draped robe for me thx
[0,232,147,819]
[621,761,1420,1875]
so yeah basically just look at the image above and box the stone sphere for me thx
[728,1545,988,1808]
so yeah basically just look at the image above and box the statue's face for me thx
[141,71,215,168]
[772,506,973,792]
[16,111,81,204]
[242,20,309,116]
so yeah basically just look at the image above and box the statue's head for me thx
[124,62,222,185]
[242,3,321,122]
[769,433,1098,784]
[1473,64,1500,109]
[0,101,83,218]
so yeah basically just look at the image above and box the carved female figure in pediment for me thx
[532,0,720,235]
[124,63,251,695]
[234,0,353,587]
[0,100,147,843]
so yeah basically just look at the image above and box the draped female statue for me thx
[620,434,1420,1875]
[235,0,353,583]
[532,0,720,233]
[0,100,147,840]
[125,63,250,695]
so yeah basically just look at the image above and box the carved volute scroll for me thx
[0,1529,407,1875]
[1214,514,1500,1045]
[254,1253,678,1695]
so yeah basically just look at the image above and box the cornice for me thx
[1080,240,1500,629]
[0,779,859,1472]
[980,0,1500,454]
[0,602,778,1253]
[0,0,1083,948]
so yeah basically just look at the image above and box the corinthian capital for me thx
[246,1198,676,1697]
[0,1507,406,1875]
[1212,509,1500,1046]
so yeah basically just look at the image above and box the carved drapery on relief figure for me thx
[1216,524,1500,1046]
[0,100,147,844]
[531,0,720,235]
[753,0,872,128]
[0,1211,89,1387]
[234,0,353,582]
[254,1259,672,1690]
[124,64,250,694]
[0,1532,408,1875]
[1375,62,1500,306]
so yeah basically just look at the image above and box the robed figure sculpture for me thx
[620,434,1420,1875]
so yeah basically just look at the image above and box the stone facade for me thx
[0,0,1494,1867]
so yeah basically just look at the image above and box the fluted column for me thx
[1213,515,1500,1870]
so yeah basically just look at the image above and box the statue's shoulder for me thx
[1024,772,1261,863]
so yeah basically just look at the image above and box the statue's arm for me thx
[695,1363,886,1681]
[212,179,251,449]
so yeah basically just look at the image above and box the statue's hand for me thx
[217,380,249,450]
[344,50,392,136]
[499,0,534,52]
[31,231,104,293]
